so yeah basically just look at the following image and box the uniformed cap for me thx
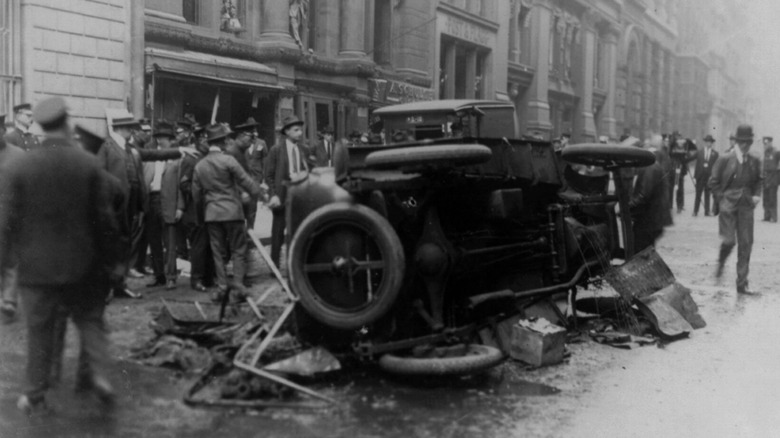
[74,124,105,155]
[153,120,176,138]
[112,115,140,128]
[13,103,32,113]
[33,97,69,131]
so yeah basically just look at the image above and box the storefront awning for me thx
[145,47,281,89]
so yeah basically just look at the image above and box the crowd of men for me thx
[0,97,344,415]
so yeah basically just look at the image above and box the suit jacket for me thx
[247,139,268,184]
[265,140,310,209]
[694,148,719,181]
[708,152,762,210]
[97,138,147,215]
[0,139,124,287]
[3,127,40,152]
[144,158,185,224]
[192,149,263,222]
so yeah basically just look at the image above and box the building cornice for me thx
[437,2,499,31]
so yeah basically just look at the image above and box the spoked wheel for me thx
[378,344,504,377]
[289,203,405,330]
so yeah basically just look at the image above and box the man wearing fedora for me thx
[693,134,719,217]
[193,124,263,297]
[762,136,780,222]
[265,115,310,267]
[4,103,40,152]
[709,124,763,295]
[0,97,123,414]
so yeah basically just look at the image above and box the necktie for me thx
[293,146,299,173]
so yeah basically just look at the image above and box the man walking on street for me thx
[3,103,40,152]
[762,136,780,222]
[0,98,124,415]
[693,135,719,217]
[193,124,263,298]
[265,116,310,267]
[710,124,762,295]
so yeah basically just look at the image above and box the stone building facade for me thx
[1,0,130,134]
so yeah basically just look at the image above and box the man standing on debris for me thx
[0,98,124,414]
[265,115,310,267]
[192,124,264,299]
[629,135,671,251]
[709,124,762,295]
[762,136,780,222]
[693,135,719,217]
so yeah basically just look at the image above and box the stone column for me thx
[130,0,144,117]
[600,28,619,139]
[521,0,553,135]
[258,0,297,47]
[340,0,366,57]
[575,18,597,142]
[443,42,456,98]
[465,49,477,99]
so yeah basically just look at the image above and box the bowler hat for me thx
[153,120,176,138]
[206,124,230,143]
[703,134,716,143]
[235,117,259,133]
[319,125,334,135]
[13,103,32,113]
[279,115,304,133]
[112,115,140,129]
[734,124,754,142]
[75,125,104,155]
[33,97,69,130]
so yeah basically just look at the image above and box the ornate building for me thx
[505,0,678,142]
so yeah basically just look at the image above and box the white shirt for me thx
[704,147,711,161]
[286,139,300,176]
[150,160,165,192]
[735,147,745,164]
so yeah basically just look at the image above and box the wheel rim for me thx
[299,218,392,313]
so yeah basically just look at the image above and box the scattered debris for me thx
[508,317,566,367]
[605,247,676,300]
[131,335,213,374]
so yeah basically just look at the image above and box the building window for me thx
[509,5,532,65]
[183,0,199,25]
[440,37,488,99]
[220,0,244,33]
[373,0,392,65]
[306,0,316,51]
[0,0,21,116]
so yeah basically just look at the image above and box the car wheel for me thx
[289,203,405,330]
[378,344,504,376]
[364,144,492,170]
[561,143,656,168]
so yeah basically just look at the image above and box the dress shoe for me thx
[146,277,166,288]
[115,287,143,299]
[128,268,145,278]
[165,280,177,290]
[191,282,207,292]
[17,395,50,417]
[737,287,760,296]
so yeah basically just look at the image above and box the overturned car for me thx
[282,100,653,375]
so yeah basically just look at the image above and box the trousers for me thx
[718,200,754,289]
[22,284,110,401]
[270,209,286,268]
[186,222,214,286]
[763,183,778,222]
[146,193,165,280]
[164,224,179,281]
[694,178,713,215]
[207,221,248,290]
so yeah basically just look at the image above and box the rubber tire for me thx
[289,203,405,330]
[378,344,504,377]
[364,144,492,170]
[561,143,656,168]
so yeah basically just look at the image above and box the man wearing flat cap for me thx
[233,117,265,228]
[265,115,310,267]
[3,103,40,152]
[0,97,124,414]
[693,134,719,217]
[762,136,780,222]
[0,114,24,324]
[192,124,264,298]
[709,124,762,295]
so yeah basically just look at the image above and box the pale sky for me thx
[745,0,780,135]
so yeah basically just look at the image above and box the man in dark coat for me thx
[629,136,669,251]
[3,103,40,152]
[193,125,263,296]
[311,126,337,167]
[265,115,310,267]
[762,136,780,222]
[0,114,24,323]
[670,134,698,213]
[709,124,762,294]
[693,135,719,217]
[0,98,124,414]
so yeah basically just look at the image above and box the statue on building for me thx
[220,0,242,32]
[290,0,309,50]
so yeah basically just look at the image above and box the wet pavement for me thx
[2,196,780,437]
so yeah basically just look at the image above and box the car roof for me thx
[373,99,514,116]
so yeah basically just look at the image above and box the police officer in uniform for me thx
[762,136,780,222]
[3,103,40,151]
